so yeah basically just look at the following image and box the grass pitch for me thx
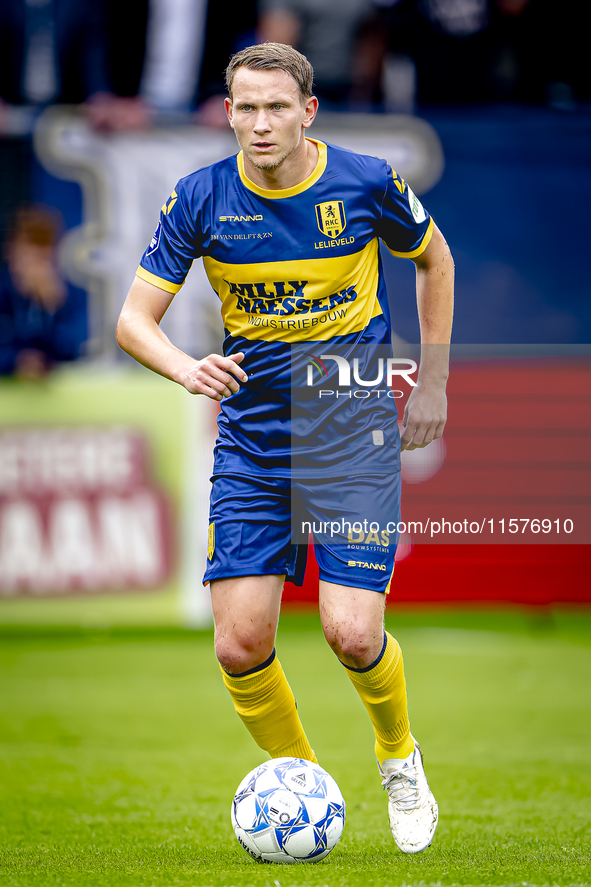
[0,607,590,887]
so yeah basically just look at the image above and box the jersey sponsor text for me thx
[226,279,358,317]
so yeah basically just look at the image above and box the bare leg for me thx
[319,580,413,761]
[211,575,317,761]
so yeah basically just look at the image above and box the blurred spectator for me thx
[375,0,591,109]
[193,0,259,125]
[0,205,87,378]
[415,0,493,103]
[1,0,587,133]
[488,0,591,107]
[0,0,248,131]
[138,0,247,127]
[374,0,493,105]
[140,0,209,115]
[88,0,257,128]
[0,0,150,133]
[258,0,377,108]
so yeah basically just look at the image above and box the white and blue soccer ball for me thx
[231,757,346,864]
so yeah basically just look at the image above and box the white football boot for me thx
[379,738,438,853]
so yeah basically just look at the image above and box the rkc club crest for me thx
[315,201,346,239]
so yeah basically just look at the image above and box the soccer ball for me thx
[231,757,346,864]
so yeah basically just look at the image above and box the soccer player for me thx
[116,43,454,854]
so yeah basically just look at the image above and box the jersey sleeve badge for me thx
[208,522,215,560]
[407,186,427,224]
[146,220,162,256]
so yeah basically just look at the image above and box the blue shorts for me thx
[203,473,401,593]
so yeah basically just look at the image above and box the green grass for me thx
[1,607,590,886]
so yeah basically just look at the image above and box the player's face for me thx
[225,68,317,174]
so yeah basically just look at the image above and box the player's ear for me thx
[224,97,234,129]
[302,95,318,130]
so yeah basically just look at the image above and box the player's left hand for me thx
[400,383,447,451]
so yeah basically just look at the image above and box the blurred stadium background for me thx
[0,0,589,626]
[0,4,590,884]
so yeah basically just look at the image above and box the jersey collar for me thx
[236,139,327,199]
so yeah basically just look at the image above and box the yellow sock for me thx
[220,651,317,763]
[344,632,415,765]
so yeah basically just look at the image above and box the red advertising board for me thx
[0,427,174,596]
[284,358,591,606]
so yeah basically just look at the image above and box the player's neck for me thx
[243,137,318,191]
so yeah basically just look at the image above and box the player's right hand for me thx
[181,352,248,400]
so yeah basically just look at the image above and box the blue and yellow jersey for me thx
[137,138,433,477]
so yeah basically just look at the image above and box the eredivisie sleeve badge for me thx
[315,201,346,239]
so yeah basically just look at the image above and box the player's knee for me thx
[323,623,375,668]
[214,627,274,675]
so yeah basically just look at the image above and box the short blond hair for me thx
[225,43,314,102]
